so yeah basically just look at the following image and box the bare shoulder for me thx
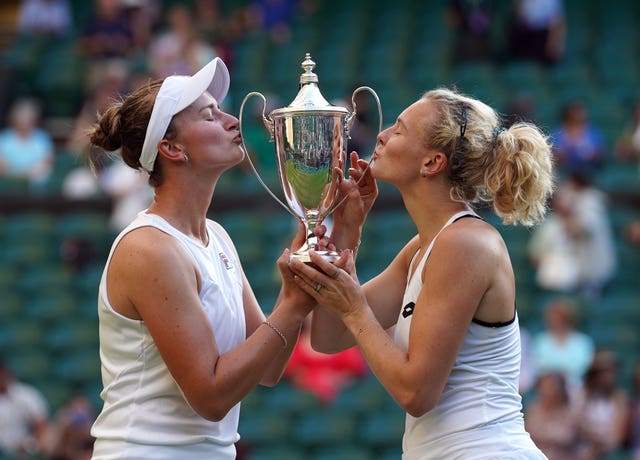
[435,217,507,266]
[108,226,201,319]
[110,226,195,280]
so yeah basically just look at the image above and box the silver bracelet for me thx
[263,320,287,348]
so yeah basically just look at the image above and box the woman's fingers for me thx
[291,221,307,251]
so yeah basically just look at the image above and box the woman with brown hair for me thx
[87,57,313,459]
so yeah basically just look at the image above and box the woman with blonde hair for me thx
[287,88,554,459]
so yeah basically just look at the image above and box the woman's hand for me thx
[275,223,316,319]
[332,151,378,231]
[287,249,367,321]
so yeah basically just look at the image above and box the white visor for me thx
[139,57,230,173]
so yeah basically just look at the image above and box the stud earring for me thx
[183,153,189,162]
[420,170,427,178]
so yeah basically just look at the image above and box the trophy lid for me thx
[270,53,349,118]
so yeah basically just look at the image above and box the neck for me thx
[147,172,219,245]
[398,180,469,248]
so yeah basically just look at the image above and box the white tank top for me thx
[91,211,246,460]
[393,211,543,459]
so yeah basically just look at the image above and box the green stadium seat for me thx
[52,348,101,388]
[2,212,55,240]
[0,293,22,323]
[310,444,373,460]
[0,320,43,349]
[238,410,291,446]
[44,320,98,353]
[54,212,111,243]
[292,408,357,447]
[243,445,305,460]
[260,381,320,416]
[0,240,55,267]
[24,292,78,322]
[5,348,50,383]
[358,406,405,449]
[332,375,386,415]
[18,265,74,295]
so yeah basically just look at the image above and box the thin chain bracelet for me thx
[262,320,287,348]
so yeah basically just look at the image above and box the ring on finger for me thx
[314,282,323,293]
[331,268,340,279]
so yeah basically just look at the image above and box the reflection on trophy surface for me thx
[239,53,381,263]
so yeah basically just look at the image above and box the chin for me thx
[370,160,382,179]
[232,145,246,164]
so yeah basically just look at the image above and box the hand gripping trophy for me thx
[239,53,381,263]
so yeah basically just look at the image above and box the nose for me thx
[225,112,239,131]
[377,127,389,145]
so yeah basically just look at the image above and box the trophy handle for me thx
[345,86,383,141]
[327,86,383,216]
[238,92,297,218]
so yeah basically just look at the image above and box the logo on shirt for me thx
[219,252,233,270]
[402,301,415,318]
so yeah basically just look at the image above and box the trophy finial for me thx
[300,53,318,84]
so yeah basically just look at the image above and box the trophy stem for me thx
[292,213,339,264]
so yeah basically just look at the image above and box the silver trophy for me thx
[239,53,381,263]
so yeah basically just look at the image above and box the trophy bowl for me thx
[239,53,381,263]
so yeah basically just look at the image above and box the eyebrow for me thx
[199,103,217,113]
[397,117,408,131]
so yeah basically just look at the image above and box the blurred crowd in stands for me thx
[0,0,639,459]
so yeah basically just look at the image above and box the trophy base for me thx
[291,249,340,265]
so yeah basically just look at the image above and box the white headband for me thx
[139,57,230,173]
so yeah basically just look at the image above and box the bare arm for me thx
[108,228,311,422]
[309,236,420,353]
[214,221,312,386]
[290,223,504,417]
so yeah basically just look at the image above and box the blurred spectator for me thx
[528,171,616,301]
[77,0,136,91]
[246,0,298,43]
[120,0,161,53]
[627,362,640,460]
[63,62,151,232]
[46,394,95,460]
[99,160,152,232]
[525,371,579,460]
[551,100,606,176]
[193,0,233,65]
[62,158,152,233]
[0,98,54,190]
[283,318,368,404]
[503,91,536,125]
[558,171,616,299]
[519,326,536,395]
[530,298,594,388]
[65,60,130,157]
[60,236,97,271]
[446,0,497,63]
[626,220,640,246]
[0,360,50,456]
[148,4,218,80]
[507,0,566,65]
[614,100,640,167]
[16,0,73,38]
[575,350,628,460]
[77,0,135,60]
[528,193,580,293]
